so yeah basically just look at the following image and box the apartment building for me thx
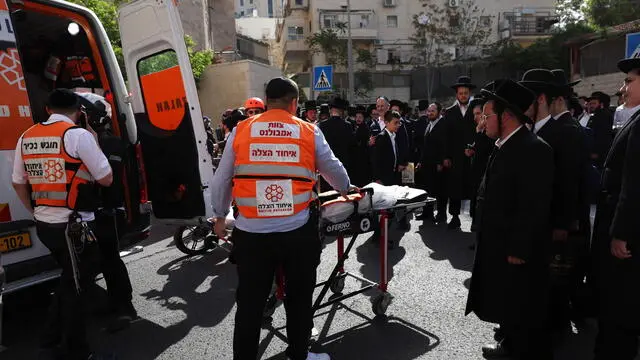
[277,0,558,102]
[176,0,236,52]
[236,0,285,17]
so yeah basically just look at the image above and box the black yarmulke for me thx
[265,77,299,100]
[47,88,79,109]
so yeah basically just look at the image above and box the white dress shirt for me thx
[614,103,640,128]
[12,114,112,223]
[533,115,552,134]
[385,128,397,167]
[495,125,523,149]
[578,112,591,127]
[426,116,442,135]
[378,117,386,132]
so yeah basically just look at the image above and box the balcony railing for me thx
[319,10,378,40]
[501,7,558,36]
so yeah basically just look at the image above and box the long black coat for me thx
[466,127,554,325]
[592,109,640,328]
[351,122,373,186]
[372,130,401,186]
[419,119,448,196]
[537,114,586,231]
[444,104,477,199]
[587,108,614,168]
[412,116,430,163]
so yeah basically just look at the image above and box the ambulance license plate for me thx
[0,232,32,253]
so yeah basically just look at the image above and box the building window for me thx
[288,26,304,40]
[387,15,398,28]
[360,14,370,28]
[449,14,460,27]
[240,10,244,16]
[295,0,303,5]
[323,14,338,28]
[480,16,491,27]
[249,0,253,3]
[268,0,273,17]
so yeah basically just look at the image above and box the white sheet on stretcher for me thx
[362,182,427,210]
[321,193,372,223]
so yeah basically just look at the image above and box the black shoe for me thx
[106,304,138,333]
[482,342,510,358]
[493,326,505,341]
[447,216,461,230]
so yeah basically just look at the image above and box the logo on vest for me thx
[256,180,294,217]
[24,158,66,184]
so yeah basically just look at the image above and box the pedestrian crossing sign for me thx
[313,65,333,92]
[626,32,640,58]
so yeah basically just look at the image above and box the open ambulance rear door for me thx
[118,0,213,225]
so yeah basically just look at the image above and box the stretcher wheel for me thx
[174,225,212,256]
[329,277,345,294]
[372,293,392,316]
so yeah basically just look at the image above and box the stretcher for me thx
[311,186,434,315]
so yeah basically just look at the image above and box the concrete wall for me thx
[178,0,210,50]
[177,0,236,52]
[211,0,238,52]
[197,60,282,126]
[236,17,279,40]
[573,72,625,99]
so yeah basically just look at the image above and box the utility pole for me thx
[346,0,354,103]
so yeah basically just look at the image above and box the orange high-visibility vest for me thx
[232,109,317,218]
[21,121,94,209]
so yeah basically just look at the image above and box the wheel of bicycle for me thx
[174,225,211,256]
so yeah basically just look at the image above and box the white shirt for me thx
[12,114,112,223]
[533,114,552,134]
[426,116,442,135]
[495,125,523,149]
[456,100,471,117]
[378,117,386,132]
[614,103,640,128]
[385,128,397,167]
[578,112,591,127]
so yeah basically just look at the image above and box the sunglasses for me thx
[246,109,263,116]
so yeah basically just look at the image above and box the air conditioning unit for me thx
[383,0,396,7]
[448,0,458,7]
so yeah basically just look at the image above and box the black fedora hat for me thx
[418,99,430,111]
[586,91,611,104]
[389,99,404,109]
[618,56,640,74]
[451,76,476,90]
[304,100,317,110]
[519,68,560,95]
[329,97,348,110]
[481,79,536,124]
[550,69,581,87]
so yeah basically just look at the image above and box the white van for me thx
[0,0,214,345]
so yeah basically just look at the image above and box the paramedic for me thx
[244,97,266,117]
[211,77,351,360]
[11,89,113,360]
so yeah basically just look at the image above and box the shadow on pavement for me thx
[417,223,475,272]
[96,250,237,359]
[262,303,440,360]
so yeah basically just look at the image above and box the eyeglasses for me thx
[481,113,497,122]
[246,109,263,116]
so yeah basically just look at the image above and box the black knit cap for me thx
[47,88,79,109]
[265,77,299,100]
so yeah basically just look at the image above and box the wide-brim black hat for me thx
[586,91,611,104]
[481,79,535,124]
[304,100,317,110]
[618,57,640,74]
[417,99,430,111]
[519,68,561,96]
[451,76,477,90]
[550,69,581,87]
[469,97,486,110]
[389,99,404,109]
[329,97,348,110]
[355,105,367,116]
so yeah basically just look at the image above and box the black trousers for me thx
[594,321,639,360]
[36,221,99,360]
[232,219,321,360]
[501,322,553,360]
[95,211,134,313]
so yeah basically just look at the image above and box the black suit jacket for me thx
[351,122,373,186]
[372,130,400,186]
[444,104,477,198]
[420,118,448,193]
[592,108,640,328]
[537,114,586,230]
[412,116,429,163]
[587,108,614,167]
[319,116,354,171]
[466,126,554,324]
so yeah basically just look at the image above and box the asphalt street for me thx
[1,204,627,360]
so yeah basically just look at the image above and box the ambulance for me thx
[0,0,214,343]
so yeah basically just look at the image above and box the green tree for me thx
[411,0,493,100]
[584,0,640,28]
[69,0,214,84]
